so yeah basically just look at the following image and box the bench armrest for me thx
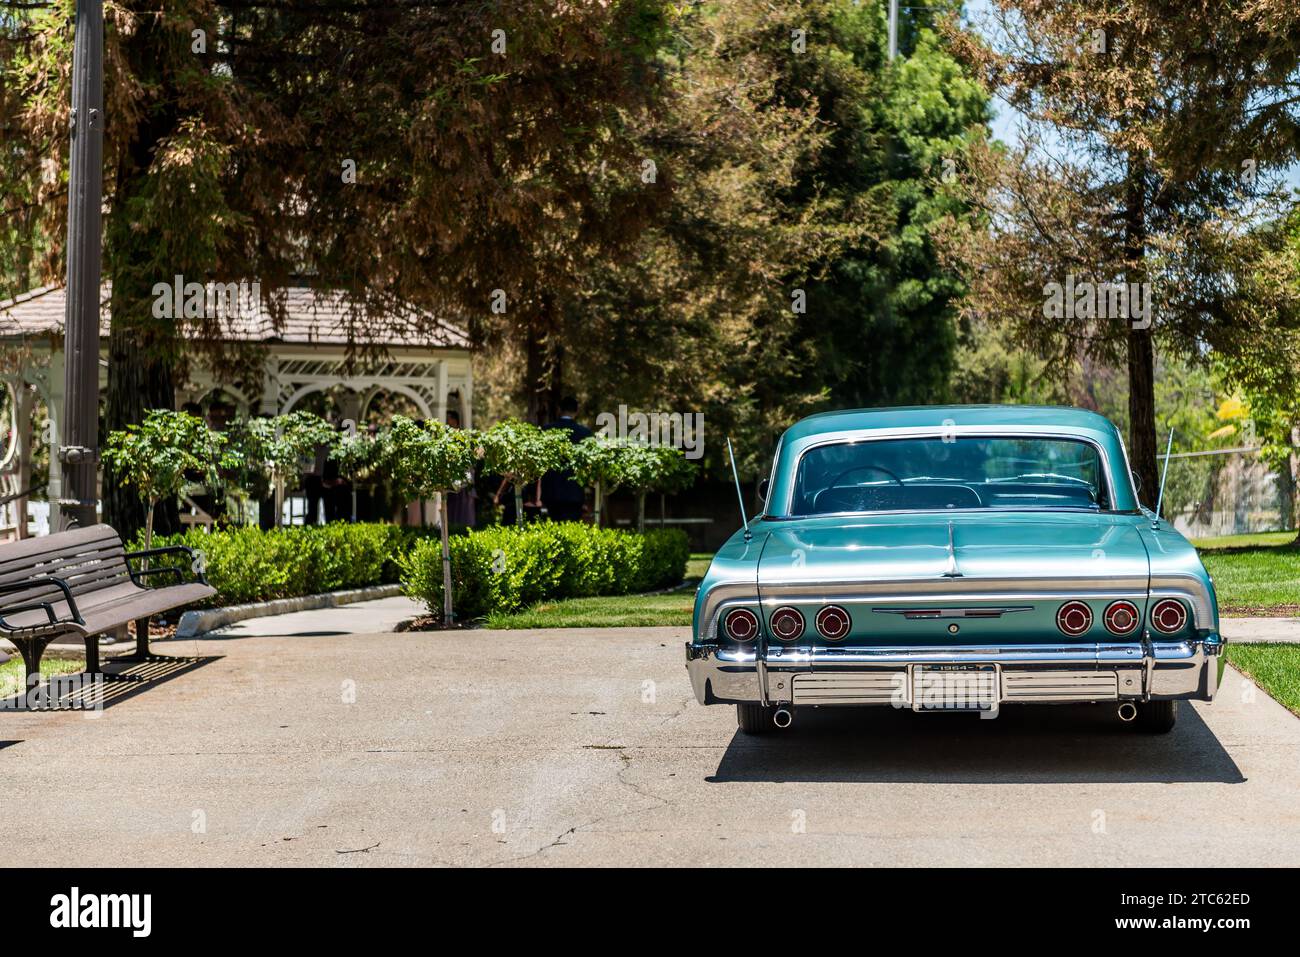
[126,540,210,587]
[0,576,84,632]
[125,545,210,587]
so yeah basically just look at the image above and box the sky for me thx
[956,0,1300,193]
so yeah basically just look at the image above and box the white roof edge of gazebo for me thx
[0,281,471,350]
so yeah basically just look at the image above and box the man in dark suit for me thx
[538,396,593,522]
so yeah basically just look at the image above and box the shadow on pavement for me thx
[708,702,1244,785]
[0,654,221,712]
[201,630,351,639]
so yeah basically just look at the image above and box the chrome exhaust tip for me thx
[1117,702,1138,722]
[773,707,793,729]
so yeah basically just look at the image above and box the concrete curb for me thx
[175,584,406,638]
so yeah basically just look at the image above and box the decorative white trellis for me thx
[0,283,472,537]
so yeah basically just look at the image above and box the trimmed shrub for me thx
[135,523,431,608]
[400,522,690,622]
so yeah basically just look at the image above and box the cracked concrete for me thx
[1,623,1298,866]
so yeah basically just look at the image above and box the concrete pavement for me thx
[1220,617,1300,643]
[1,620,1297,867]
[199,595,425,639]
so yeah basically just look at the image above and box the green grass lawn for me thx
[484,552,711,629]
[1191,530,1297,550]
[1198,540,1300,615]
[0,656,86,699]
[1225,643,1300,716]
[485,589,696,628]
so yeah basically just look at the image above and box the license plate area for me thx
[911,663,999,712]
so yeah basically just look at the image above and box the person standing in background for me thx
[538,396,592,522]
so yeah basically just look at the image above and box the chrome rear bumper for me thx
[684,638,1224,707]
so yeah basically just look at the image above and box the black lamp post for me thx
[58,0,105,530]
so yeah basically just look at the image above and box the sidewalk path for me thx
[1220,617,1300,643]
[194,595,425,640]
[0,620,1297,867]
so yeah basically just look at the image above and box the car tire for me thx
[1135,699,1177,733]
[736,703,774,735]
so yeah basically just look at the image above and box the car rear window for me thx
[790,436,1110,515]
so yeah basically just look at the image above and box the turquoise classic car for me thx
[686,406,1225,735]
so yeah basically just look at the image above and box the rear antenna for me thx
[727,436,752,542]
[1153,427,1174,527]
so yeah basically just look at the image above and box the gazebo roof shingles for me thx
[0,282,470,350]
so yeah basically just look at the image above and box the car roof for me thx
[782,405,1121,443]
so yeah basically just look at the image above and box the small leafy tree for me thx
[479,420,573,525]
[231,412,339,527]
[614,443,697,532]
[648,445,697,531]
[571,436,628,528]
[616,443,662,533]
[102,409,228,553]
[330,428,381,523]
[384,416,478,623]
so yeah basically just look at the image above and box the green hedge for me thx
[136,523,436,608]
[400,523,690,622]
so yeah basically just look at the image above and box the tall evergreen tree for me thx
[2,0,673,538]
[948,0,1300,501]
[559,0,989,476]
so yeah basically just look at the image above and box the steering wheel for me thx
[826,464,905,488]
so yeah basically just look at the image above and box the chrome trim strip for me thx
[872,605,1034,619]
[1002,670,1119,701]
[698,583,761,640]
[1148,573,1215,630]
[723,642,1149,664]
[792,672,902,705]
[685,637,1221,705]
[755,577,1149,603]
[942,521,962,578]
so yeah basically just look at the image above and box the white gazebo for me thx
[0,282,473,536]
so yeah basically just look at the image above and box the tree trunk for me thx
[104,315,179,540]
[593,480,603,527]
[102,22,183,543]
[637,491,646,533]
[1127,324,1158,507]
[1123,151,1158,507]
[513,484,525,526]
[523,295,562,424]
[440,495,453,624]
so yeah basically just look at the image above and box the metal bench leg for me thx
[11,637,51,705]
[84,633,101,675]
[135,616,151,659]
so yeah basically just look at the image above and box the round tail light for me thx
[769,606,805,642]
[1150,599,1187,634]
[1056,600,1093,637]
[814,605,851,641]
[1103,600,1140,636]
[722,607,759,642]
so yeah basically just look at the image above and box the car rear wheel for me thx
[736,703,774,735]
[1135,700,1177,733]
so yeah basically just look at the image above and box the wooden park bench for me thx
[0,525,215,687]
